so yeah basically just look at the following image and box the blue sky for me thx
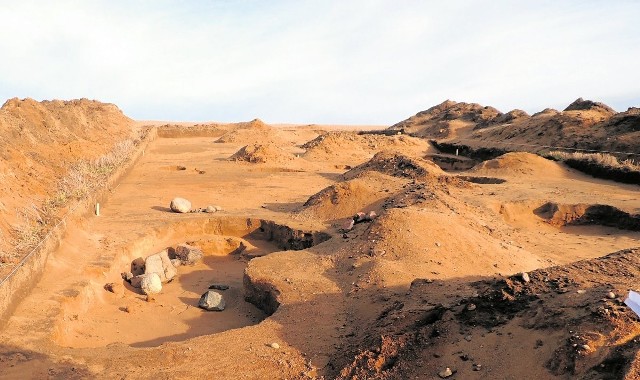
[1,1,638,124]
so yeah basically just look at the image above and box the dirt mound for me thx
[361,206,545,279]
[343,151,446,181]
[228,144,293,164]
[302,131,425,162]
[388,100,502,138]
[0,98,134,261]
[299,172,405,221]
[471,152,569,178]
[216,119,286,145]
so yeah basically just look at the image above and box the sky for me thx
[0,0,639,125]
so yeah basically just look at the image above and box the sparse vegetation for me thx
[2,138,140,266]
[548,151,640,171]
[546,151,640,184]
[58,139,135,201]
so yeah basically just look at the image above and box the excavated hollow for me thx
[52,216,331,348]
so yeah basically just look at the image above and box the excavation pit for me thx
[52,217,331,349]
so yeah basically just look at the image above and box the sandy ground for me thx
[0,126,639,379]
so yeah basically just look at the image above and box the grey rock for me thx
[521,272,530,283]
[213,205,223,211]
[205,205,217,213]
[170,258,182,268]
[145,249,177,283]
[170,197,191,213]
[175,244,203,265]
[198,290,225,311]
[208,284,230,291]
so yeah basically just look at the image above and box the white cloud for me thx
[0,0,638,124]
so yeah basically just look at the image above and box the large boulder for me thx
[140,273,162,295]
[144,249,177,282]
[198,291,225,311]
[175,244,203,265]
[170,197,191,213]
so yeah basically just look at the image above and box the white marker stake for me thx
[95,203,100,216]
[624,291,640,318]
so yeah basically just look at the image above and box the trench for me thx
[534,202,640,231]
[458,175,507,184]
[52,217,331,349]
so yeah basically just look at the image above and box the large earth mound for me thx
[216,119,287,145]
[0,98,134,262]
[343,151,446,181]
[471,152,570,178]
[299,171,405,221]
[302,131,426,163]
[228,143,294,164]
[387,100,502,139]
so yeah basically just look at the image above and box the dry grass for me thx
[13,204,46,252]
[58,139,135,201]
[2,138,139,266]
[548,151,640,172]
